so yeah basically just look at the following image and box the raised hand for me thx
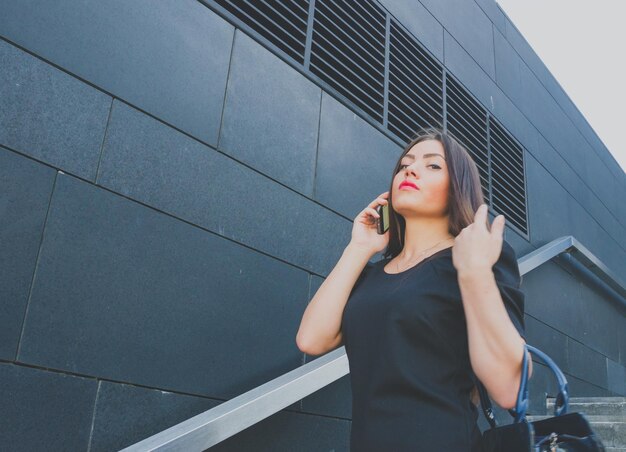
[451,203,505,275]
[350,191,390,255]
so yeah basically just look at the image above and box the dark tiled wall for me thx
[0,0,625,450]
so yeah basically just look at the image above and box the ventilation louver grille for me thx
[387,20,444,143]
[205,0,529,238]
[212,0,309,64]
[445,74,489,197]
[489,117,528,234]
[310,0,386,122]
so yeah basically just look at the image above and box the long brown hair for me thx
[385,127,488,407]
[383,127,486,260]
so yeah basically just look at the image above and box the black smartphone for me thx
[376,203,389,234]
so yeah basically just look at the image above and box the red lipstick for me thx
[399,180,419,190]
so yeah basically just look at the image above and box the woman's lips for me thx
[399,181,419,190]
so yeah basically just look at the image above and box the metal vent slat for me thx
[212,0,308,63]
[490,126,524,167]
[313,23,384,90]
[310,46,383,105]
[489,116,527,234]
[491,151,525,190]
[446,97,488,147]
[389,55,443,107]
[209,0,529,237]
[491,160,525,199]
[351,0,386,29]
[311,0,385,122]
[447,83,487,134]
[312,13,385,82]
[315,2,385,59]
[310,57,382,120]
[387,19,443,142]
[286,0,308,16]
[388,80,442,126]
[491,187,526,225]
[334,0,386,41]
[449,127,489,174]
[390,23,444,87]
[389,98,441,135]
[447,120,488,167]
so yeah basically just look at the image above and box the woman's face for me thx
[391,139,450,219]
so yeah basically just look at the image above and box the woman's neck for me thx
[400,216,454,260]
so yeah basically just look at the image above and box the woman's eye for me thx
[429,164,441,169]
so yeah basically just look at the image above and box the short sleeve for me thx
[493,240,526,341]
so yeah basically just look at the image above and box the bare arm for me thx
[296,243,373,356]
[296,191,390,356]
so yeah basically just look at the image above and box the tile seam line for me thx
[0,145,350,279]
[497,16,625,180]
[1,31,624,244]
[0,36,355,220]
[0,358,353,421]
[446,30,624,227]
[14,170,58,361]
[444,31,626,232]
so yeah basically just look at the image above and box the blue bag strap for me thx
[478,343,570,427]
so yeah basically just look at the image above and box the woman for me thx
[296,128,532,451]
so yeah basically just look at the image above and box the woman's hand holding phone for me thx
[349,191,390,255]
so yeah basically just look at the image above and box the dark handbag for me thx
[477,343,606,451]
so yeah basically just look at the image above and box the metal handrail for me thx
[120,235,626,451]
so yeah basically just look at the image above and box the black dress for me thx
[341,240,526,452]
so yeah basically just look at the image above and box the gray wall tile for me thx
[378,0,444,61]
[89,381,221,452]
[0,40,110,180]
[315,93,400,219]
[606,359,626,396]
[0,148,56,360]
[97,100,350,276]
[567,338,608,389]
[212,409,350,452]
[443,31,495,113]
[493,26,523,108]
[0,0,234,146]
[474,0,506,35]
[219,31,321,196]
[525,317,569,374]
[419,0,496,78]
[18,173,310,399]
[0,363,97,451]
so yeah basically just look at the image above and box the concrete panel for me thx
[443,31,495,114]
[0,362,97,451]
[315,93,400,219]
[493,26,523,108]
[0,148,56,360]
[0,0,234,146]
[524,317,569,375]
[606,359,626,396]
[0,40,110,180]
[219,31,321,196]
[18,174,310,400]
[419,0,495,78]
[212,409,350,452]
[567,338,608,389]
[89,381,221,452]
[378,0,444,61]
[96,100,350,276]
[474,0,507,35]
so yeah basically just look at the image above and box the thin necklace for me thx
[395,237,455,273]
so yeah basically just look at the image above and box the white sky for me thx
[495,0,626,176]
